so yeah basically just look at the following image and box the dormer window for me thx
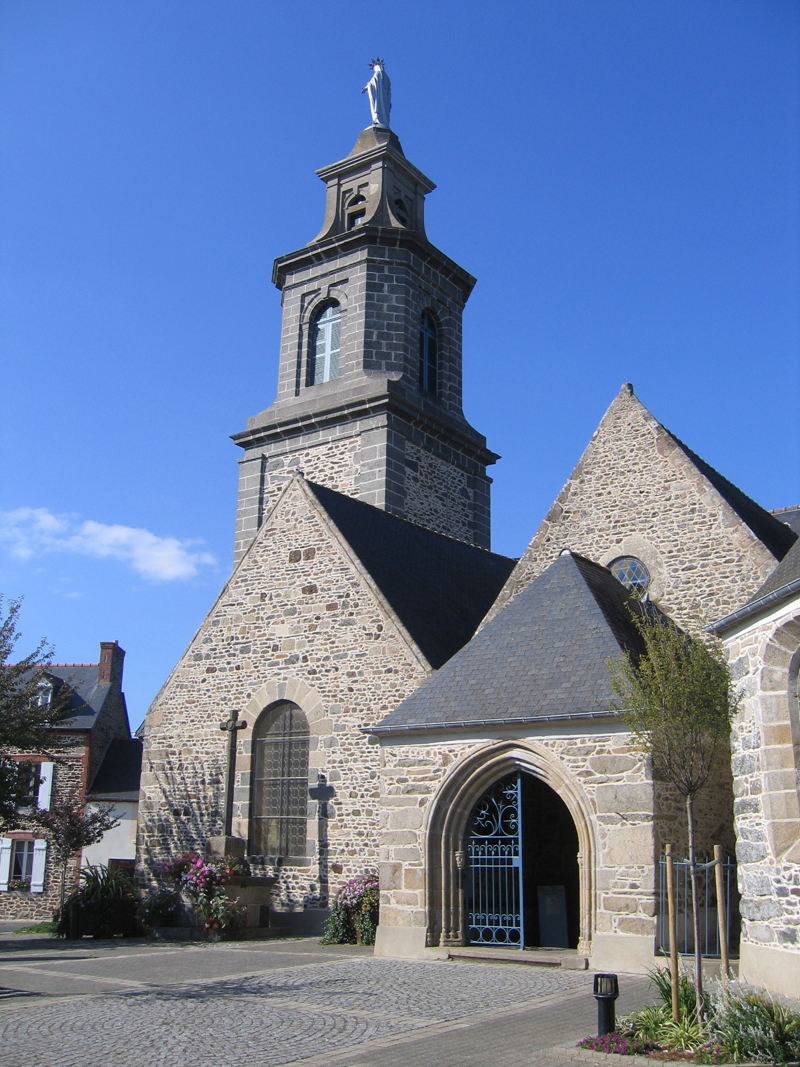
[347,195,367,230]
[393,197,408,227]
[37,682,52,707]
[309,303,341,385]
[419,313,438,395]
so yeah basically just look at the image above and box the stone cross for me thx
[219,709,246,838]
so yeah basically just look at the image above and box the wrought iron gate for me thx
[466,772,524,947]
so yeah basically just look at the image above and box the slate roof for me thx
[370,551,647,733]
[88,739,143,801]
[306,482,517,669]
[750,537,800,602]
[44,665,110,730]
[667,433,797,561]
[772,506,800,537]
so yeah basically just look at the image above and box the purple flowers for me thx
[578,1033,657,1056]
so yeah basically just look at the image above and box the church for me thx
[138,83,799,991]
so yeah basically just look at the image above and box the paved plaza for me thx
[0,933,652,1067]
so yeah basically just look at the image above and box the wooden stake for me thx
[714,844,730,992]
[666,843,680,1023]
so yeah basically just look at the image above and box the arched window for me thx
[419,312,437,394]
[609,556,651,596]
[250,702,309,859]
[309,303,341,386]
[393,197,408,227]
[347,195,367,230]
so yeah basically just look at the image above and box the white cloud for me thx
[0,507,217,581]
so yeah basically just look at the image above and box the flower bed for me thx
[577,967,800,1064]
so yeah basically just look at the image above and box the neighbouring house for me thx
[712,512,800,997]
[0,641,132,920]
[81,737,143,877]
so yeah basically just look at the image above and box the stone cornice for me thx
[272,228,476,300]
[232,385,500,466]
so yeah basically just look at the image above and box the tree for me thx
[0,596,73,824]
[610,607,739,1021]
[30,799,120,914]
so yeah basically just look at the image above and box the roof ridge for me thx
[305,480,517,563]
[664,429,797,561]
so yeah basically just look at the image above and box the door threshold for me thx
[447,946,588,969]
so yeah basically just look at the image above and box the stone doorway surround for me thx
[426,743,595,957]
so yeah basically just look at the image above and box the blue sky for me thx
[1,1,798,730]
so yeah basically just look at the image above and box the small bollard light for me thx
[593,973,619,1037]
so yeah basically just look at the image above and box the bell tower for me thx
[232,122,499,563]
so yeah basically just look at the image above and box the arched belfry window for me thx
[609,556,651,597]
[250,701,309,859]
[419,312,437,395]
[309,303,340,386]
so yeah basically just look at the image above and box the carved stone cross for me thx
[219,709,246,838]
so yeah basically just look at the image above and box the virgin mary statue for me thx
[362,60,391,129]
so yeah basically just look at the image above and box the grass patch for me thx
[13,922,56,935]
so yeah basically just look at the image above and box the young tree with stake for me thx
[610,607,739,1021]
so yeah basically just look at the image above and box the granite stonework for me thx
[373,726,735,972]
[138,477,430,931]
[482,386,784,636]
[231,128,497,565]
[719,595,800,997]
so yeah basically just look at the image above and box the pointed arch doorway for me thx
[465,771,580,949]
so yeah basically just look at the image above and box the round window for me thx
[609,556,651,596]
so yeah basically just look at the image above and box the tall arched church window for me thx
[609,556,651,597]
[250,702,309,859]
[309,304,341,385]
[419,312,437,395]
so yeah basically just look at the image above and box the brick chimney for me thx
[98,641,125,687]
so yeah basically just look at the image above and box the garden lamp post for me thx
[593,973,619,1037]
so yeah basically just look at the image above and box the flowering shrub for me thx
[320,873,379,946]
[198,894,247,939]
[578,1033,657,1056]
[160,852,250,940]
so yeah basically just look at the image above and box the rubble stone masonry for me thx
[483,387,779,636]
[139,477,429,930]
[723,598,800,997]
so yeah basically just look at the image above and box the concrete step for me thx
[447,946,589,969]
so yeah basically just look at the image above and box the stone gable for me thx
[138,476,430,927]
[482,385,780,634]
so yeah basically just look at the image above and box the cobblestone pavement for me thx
[0,938,652,1067]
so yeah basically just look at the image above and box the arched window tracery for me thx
[250,701,309,859]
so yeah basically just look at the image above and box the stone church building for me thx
[138,116,798,989]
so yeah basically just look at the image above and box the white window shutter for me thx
[30,840,47,893]
[0,839,11,892]
[37,762,53,811]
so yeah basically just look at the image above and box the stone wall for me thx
[403,442,473,544]
[233,235,495,564]
[139,476,429,930]
[0,736,87,922]
[722,598,800,996]
[482,386,780,636]
[376,727,666,971]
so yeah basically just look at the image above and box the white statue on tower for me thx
[362,59,391,129]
